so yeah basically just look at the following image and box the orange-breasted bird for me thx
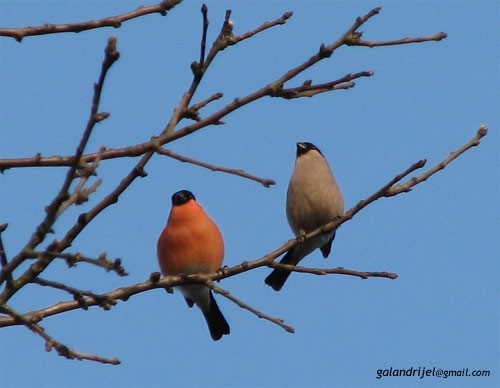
[265,142,344,291]
[157,190,230,341]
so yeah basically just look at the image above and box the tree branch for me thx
[217,11,293,50]
[198,4,209,66]
[185,93,224,122]
[1,5,468,365]
[0,7,446,173]
[209,282,295,334]
[166,8,294,135]
[0,304,120,365]
[0,225,13,289]
[33,277,116,310]
[0,0,182,42]
[24,251,128,276]
[347,32,448,47]
[274,71,374,99]
[0,8,295,300]
[387,125,488,195]
[2,124,485,329]
[155,147,276,187]
[269,262,398,280]
[0,37,120,297]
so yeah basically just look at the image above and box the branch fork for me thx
[1,5,484,366]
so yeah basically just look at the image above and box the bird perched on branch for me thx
[265,142,344,291]
[157,190,230,340]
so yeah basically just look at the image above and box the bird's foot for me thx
[297,230,307,243]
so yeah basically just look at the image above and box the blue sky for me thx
[0,1,499,387]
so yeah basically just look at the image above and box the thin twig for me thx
[189,92,224,112]
[61,148,106,209]
[184,92,224,121]
[166,9,294,135]
[387,125,488,195]
[0,224,9,268]
[199,4,209,67]
[348,32,447,47]
[23,251,128,276]
[0,4,472,368]
[269,262,398,280]
[0,304,120,365]
[217,11,293,51]
[264,125,489,265]
[0,274,190,328]
[0,37,120,297]
[156,147,276,187]
[275,71,374,99]
[209,282,295,333]
[33,278,116,310]
[0,7,447,172]
[0,0,182,41]
[0,125,486,329]
[0,225,13,289]
[57,179,102,218]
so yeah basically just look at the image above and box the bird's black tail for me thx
[264,248,296,292]
[202,291,230,341]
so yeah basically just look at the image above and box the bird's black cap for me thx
[296,142,323,157]
[171,190,196,205]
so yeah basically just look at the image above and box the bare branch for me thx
[347,32,448,47]
[269,262,398,280]
[24,251,127,276]
[387,125,488,195]
[156,147,276,187]
[167,9,294,135]
[184,92,224,122]
[33,278,116,310]
[189,92,224,113]
[1,5,469,365]
[37,251,128,276]
[223,11,293,47]
[57,179,102,218]
[0,7,447,173]
[278,125,488,255]
[56,147,106,217]
[0,275,183,328]
[199,4,209,66]
[339,7,446,48]
[209,282,295,333]
[0,224,9,268]
[0,304,120,365]
[1,124,486,330]
[0,0,182,42]
[0,37,120,297]
[0,225,13,289]
[274,71,374,99]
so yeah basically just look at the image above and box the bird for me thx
[157,190,230,341]
[265,142,344,291]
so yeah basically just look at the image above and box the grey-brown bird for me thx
[265,142,344,291]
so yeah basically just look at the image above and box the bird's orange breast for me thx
[157,200,224,276]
